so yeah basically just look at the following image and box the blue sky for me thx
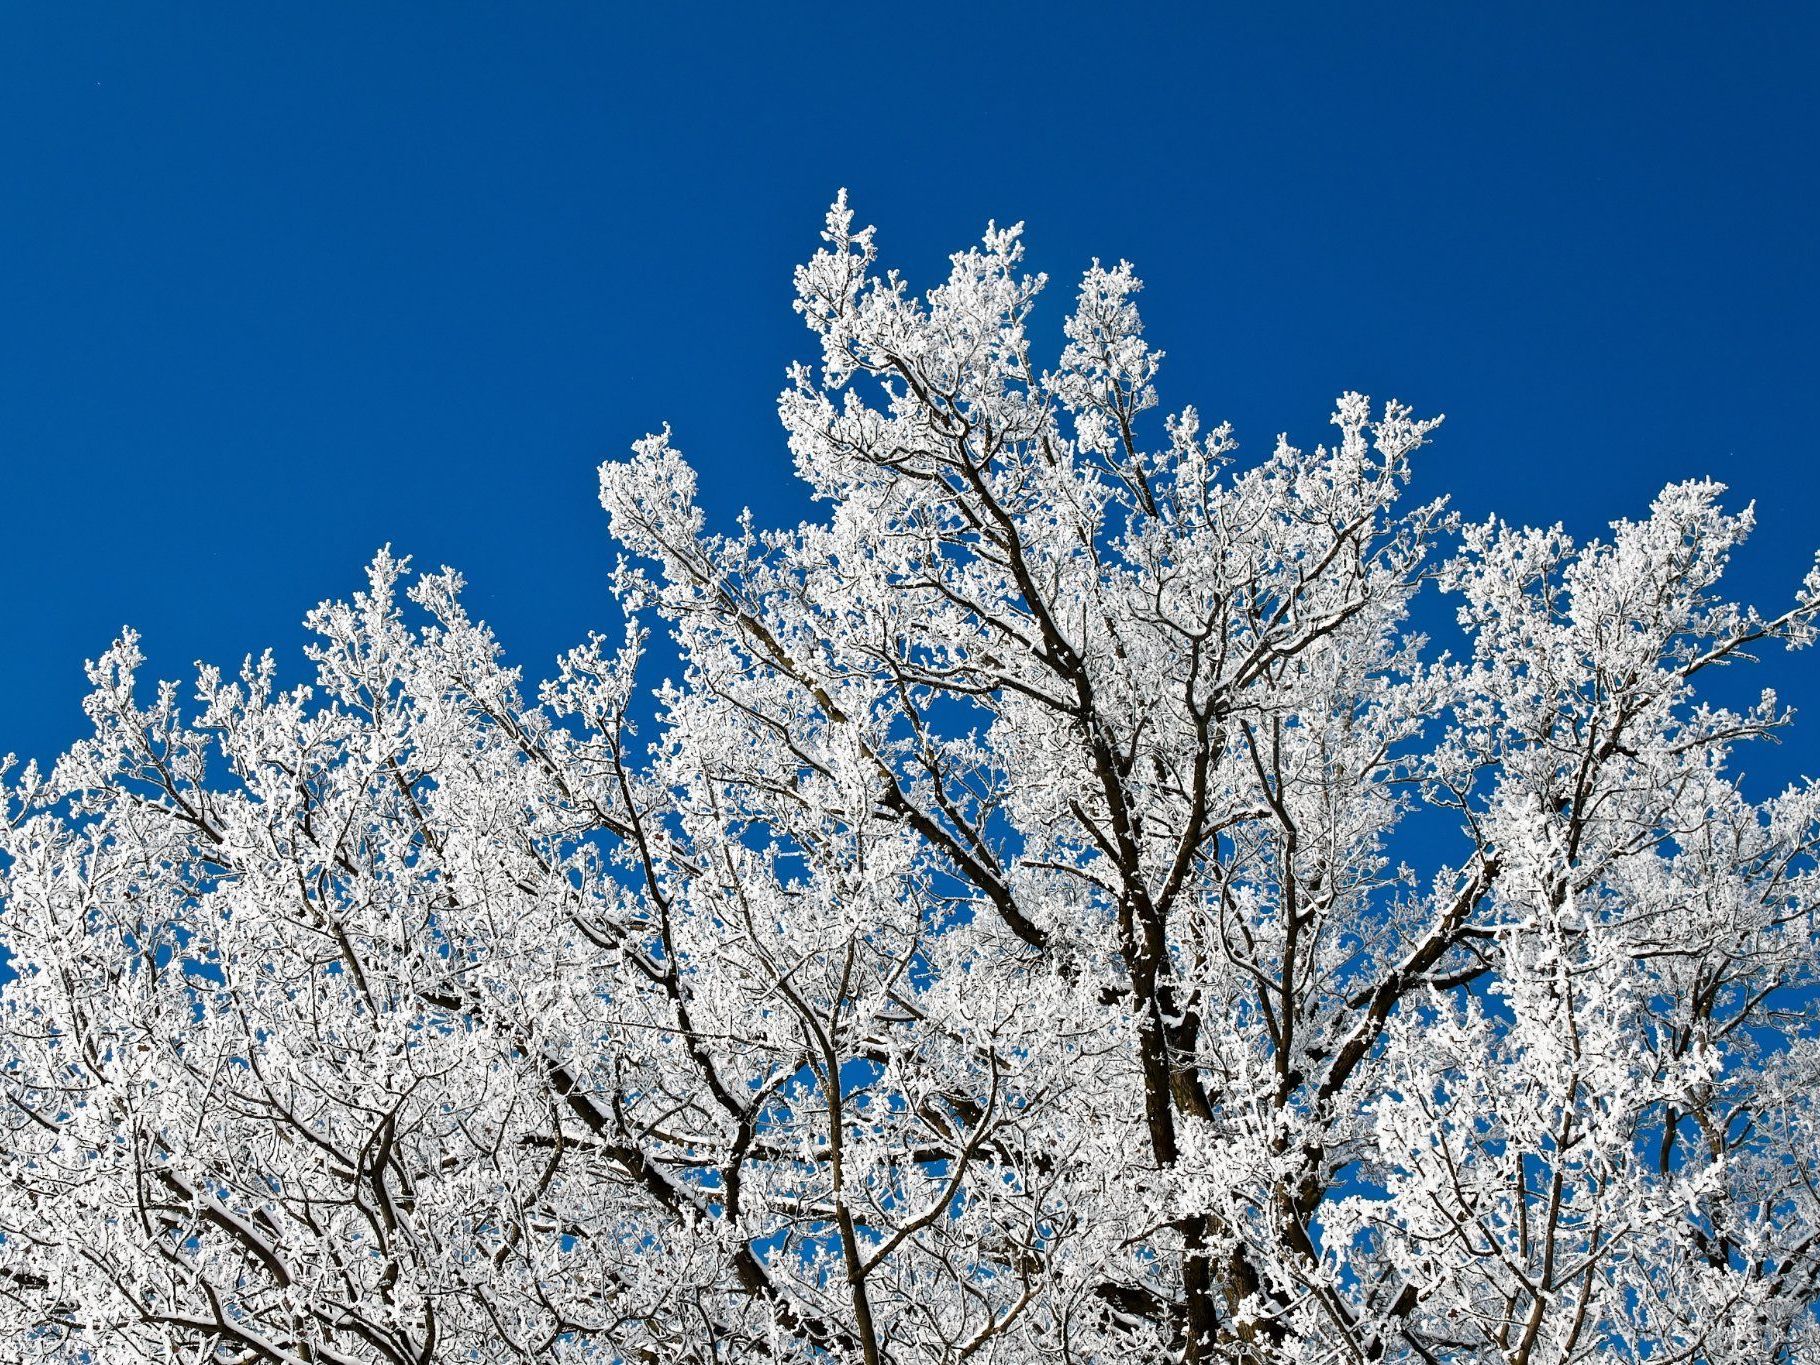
[2,5,1816,785]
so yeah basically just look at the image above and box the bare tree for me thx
[4,198,1819,1363]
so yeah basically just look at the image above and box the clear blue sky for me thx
[3,5,1816,785]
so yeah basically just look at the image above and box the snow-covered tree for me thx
[4,198,1820,1364]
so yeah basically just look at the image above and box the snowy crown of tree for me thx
[4,197,1820,1364]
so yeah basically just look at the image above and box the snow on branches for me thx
[4,200,1820,1364]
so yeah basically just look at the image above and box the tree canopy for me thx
[4,199,1820,1364]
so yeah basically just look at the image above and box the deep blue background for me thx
[3,6,1816,788]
